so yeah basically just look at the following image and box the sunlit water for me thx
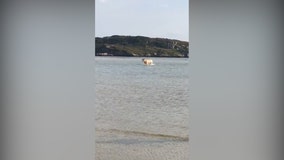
[95,57,189,140]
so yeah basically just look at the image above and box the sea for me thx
[95,57,189,141]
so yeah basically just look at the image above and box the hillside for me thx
[95,35,189,57]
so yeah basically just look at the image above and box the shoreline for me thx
[95,55,189,58]
[95,129,189,160]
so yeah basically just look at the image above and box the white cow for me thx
[142,58,153,65]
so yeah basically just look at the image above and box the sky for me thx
[95,0,189,41]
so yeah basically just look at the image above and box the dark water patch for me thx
[96,138,188,145]
[98,128,189,141]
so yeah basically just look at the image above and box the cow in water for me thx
[142,58,153,65]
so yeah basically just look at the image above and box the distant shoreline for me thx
[96,35,189,57]
[95,55,189,58]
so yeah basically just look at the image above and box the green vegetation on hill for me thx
[95,35,189,57]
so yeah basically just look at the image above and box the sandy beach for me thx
[95,130,189,160]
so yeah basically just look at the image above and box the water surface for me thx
[95,57,189,140]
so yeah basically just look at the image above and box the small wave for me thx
[97,128,189,141]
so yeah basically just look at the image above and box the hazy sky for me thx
[95,0,188,41]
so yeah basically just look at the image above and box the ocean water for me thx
[95,57,189,140]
